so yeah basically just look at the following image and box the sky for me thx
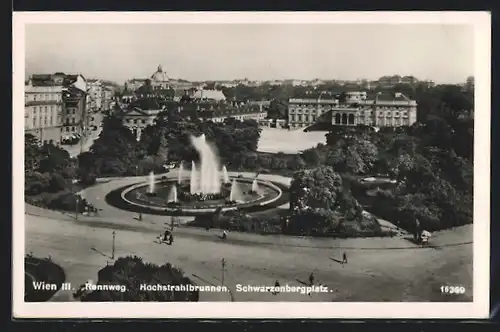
[25,24,474,84]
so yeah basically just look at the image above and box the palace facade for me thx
[287,92,417,129]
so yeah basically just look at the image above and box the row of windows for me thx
[125,118,148,125]
[289,115,317,123]
[290,106,336,111]
[332,110,410,116]
[64,126,78,132]
[26,93,62,102]
[332,113,413,126]
[28,105,62,114]
[289,109,324,115]
[26,116,59,128]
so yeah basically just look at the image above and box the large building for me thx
[118,98,165,141]
[60,75,88,137]
[25,73,88,144]
[102,86,115,111]
[287,98,340,129]
[287,92,417,129]
[87,79,104,111]
[331,92,417,127]
[24,83,64,145]
[126,65,198,99]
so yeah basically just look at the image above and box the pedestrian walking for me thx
[342,252,348,264]
[309,272,315,286]
[272,279,280,295]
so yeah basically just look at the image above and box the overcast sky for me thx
[25,24,474,84]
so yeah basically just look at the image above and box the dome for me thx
[151,64,169,82]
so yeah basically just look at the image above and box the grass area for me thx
[257,128,327,153]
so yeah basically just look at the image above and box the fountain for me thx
[147,171,155,195]
[178,162,184,184]
[190,134,221,194]
[229,179,243,202]
[222,165,230,184]
[167,184,178,203]
[190,161,199,194]
[114,133,284,216]
[251,178,259,193]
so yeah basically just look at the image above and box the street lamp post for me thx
[75,195,79,220]
[221,258,226,286]
[111,231,116,260]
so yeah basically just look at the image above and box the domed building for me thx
[150,64,170,89]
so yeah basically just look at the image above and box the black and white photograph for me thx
[13,12,491,319]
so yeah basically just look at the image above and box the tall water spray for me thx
[190,161,199,194]
[222,165,230,184]
[229,179,243,202]
[147,171,155,194]
[251,179,259,193]
[178,162,184,184]
[168,184,178,203]
[190,134,222,194]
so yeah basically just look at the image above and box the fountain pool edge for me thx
[120,177,283,214]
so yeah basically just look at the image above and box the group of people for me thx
[162,229,174,245]
[83,203,99,216]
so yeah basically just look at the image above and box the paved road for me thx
[24,172,473,302]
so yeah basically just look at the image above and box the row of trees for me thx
[75,111,263,178]
[25,134,94,212]
[293,85,474,232]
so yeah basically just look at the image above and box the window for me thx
[342,113,348,125]
[33,95,37,101]
[348,114,355,125]
[33,117,36,127]
[34,107,38,114]
[71,126,75,132]
[44,117,48,126]
[66,127,70,132]
[335,113,341,124]
[142,119,146,124]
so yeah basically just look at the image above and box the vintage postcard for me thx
[12,11,491,319]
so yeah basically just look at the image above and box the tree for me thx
[301,148,321,166]
[25,134,41,174]
[289,166,343,211]
[86,115,140,176]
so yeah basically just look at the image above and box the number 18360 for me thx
[440,285,466,294]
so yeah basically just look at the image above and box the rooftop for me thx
[128,98,165,111]
[289,98,339,105]
[192,89,226,101]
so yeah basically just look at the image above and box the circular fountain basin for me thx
[108,175,285,216]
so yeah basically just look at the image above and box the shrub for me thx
[80,172,97,186]
[48,173,68,193]
[80,256,199,302]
